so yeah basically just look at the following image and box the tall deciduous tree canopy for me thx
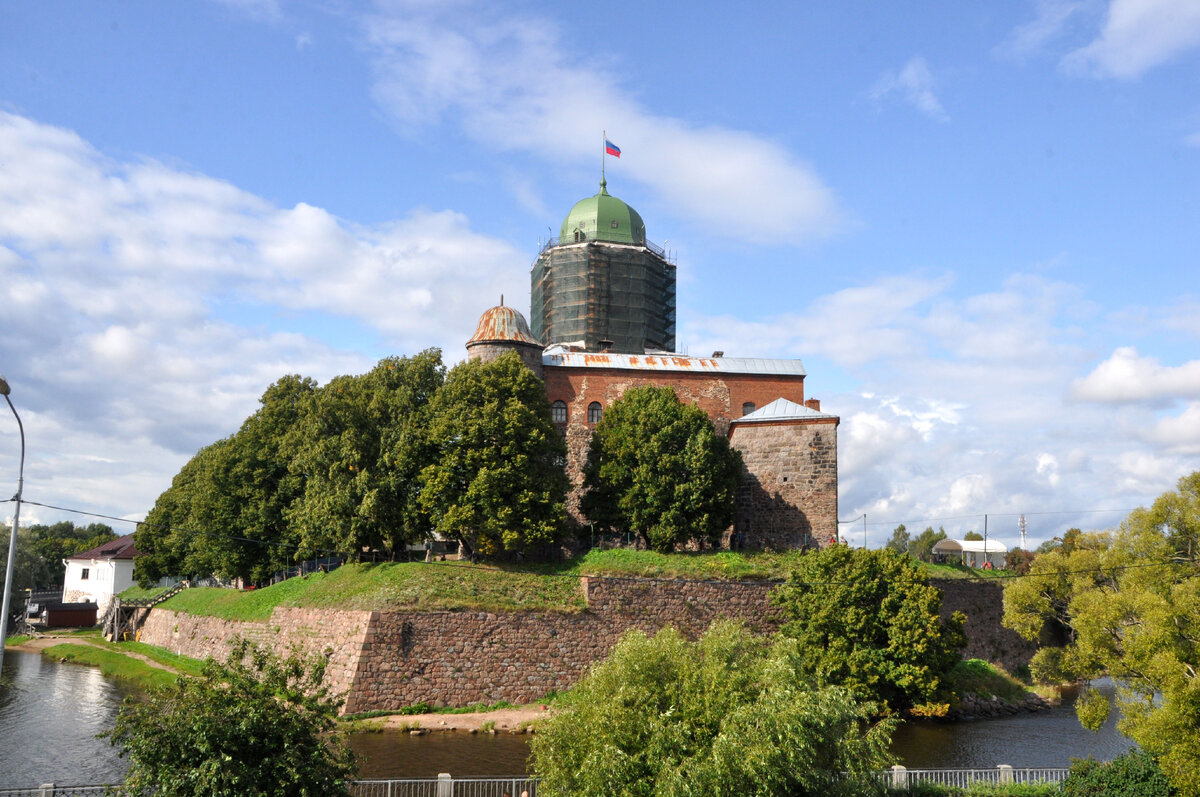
[580,386,742,553]
[106,639,356,797]
[885,523,910,554]
[1002,471,1200,797]
[771,545,966,714]
[137,374,318,585]
[286,351,444,560]
[909,525,947,562]
[531,622,894,797]
[137,352,444,584]
[418,352,567,558]
[0,521,117,593]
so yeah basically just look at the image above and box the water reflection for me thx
[890,680,1137,768]
[0,651,133,787]
[1,653,1138,787]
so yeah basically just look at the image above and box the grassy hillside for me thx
[150,548,1006,620]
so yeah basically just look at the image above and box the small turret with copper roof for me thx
[466,295,545,379]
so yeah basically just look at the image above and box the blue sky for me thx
[1,0,1198,549]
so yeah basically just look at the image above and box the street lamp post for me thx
[0,375,25,676]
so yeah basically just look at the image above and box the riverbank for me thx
[363,705,552,734]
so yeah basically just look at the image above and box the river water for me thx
[0,651,1136,787]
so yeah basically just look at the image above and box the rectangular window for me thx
[81,568,90,580]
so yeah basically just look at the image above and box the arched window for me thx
[742,402,756,416]
[551,400,567,423]
[587,401,603,424]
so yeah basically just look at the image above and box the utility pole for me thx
[0,375,26,675]
[1019,514,1028,551]
[983,514,988,567]
[863,514,867,549]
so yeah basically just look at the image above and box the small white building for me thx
[931,537,1009,569]
[62,534,140,615]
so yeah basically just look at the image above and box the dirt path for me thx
[8,634,181,673]
[367,705,554,733]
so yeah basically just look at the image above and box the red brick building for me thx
[465,183,840,550]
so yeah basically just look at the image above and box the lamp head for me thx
[0,375,9,397]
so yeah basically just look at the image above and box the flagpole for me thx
[602,129,606,183]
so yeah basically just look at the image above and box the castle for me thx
[465,180,839,550]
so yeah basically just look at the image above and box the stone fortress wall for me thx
[137,576,1036,714]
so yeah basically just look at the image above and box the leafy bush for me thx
[106,638,356,796]
[532,621,894,797]
[1061,750,1174,797]
[771,545,966,713]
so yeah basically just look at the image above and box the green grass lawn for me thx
[41,643,180,691]
[945,658,1036,704]
[150,548,1008,621]
[117,583,176,602]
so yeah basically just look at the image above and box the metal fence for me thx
[0,777,540,797]
[879,765,1071,789]
[0,788,124,797]
[1,768,1076,796]
[350,776,539,796]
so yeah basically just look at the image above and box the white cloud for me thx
[0,111,528,520]
[1036,453,1062,487]
[869,57,949,122]
[362,5,844,243]
[1064,0,1200,78]
[1164,299,1200,335]
[1071,346,1200,402]
[685,273,1190,549]
[1149,402,1200,453]
[997,0,1092,60]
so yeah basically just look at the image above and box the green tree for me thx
[288,352,444,561]
[580,386,743,553]
[136,441,222,585]
[419,352,567,559]
[1035,527,1083,555]
[1004,547,1036,575]
[106,638,356,796]
[530,622,894,797]
[910,525,947,562]
[0,526,46,627]
[137,374,318,585]
[1061,750,1174,797]
[963,530,983,541]
[3,521,119,590]
[770,545,967,713]
[1002,472,1200,796]
[885,523,910,554]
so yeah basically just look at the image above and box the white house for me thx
[62,534,140,615]
[930,537,1009,569]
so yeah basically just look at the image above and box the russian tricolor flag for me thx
[605,139,621,157]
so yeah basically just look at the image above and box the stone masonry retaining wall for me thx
[137,576,1036,714]
[138,607,374,699]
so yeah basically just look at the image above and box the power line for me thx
[7,497,1193,591]
[16,498,348,560]
[838,507,1138,529]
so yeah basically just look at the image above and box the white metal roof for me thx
[932,538,1009,555]
[730,398,837,423]
[542,346,806,376]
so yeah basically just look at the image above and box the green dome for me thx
[559,179,646,246]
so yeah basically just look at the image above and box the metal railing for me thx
[879,765,1070,789]
[0,778,540,797]
[0,788,125,797]
[351,776,539,796]
[1,768,1077,796]
[537,235,670,261]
